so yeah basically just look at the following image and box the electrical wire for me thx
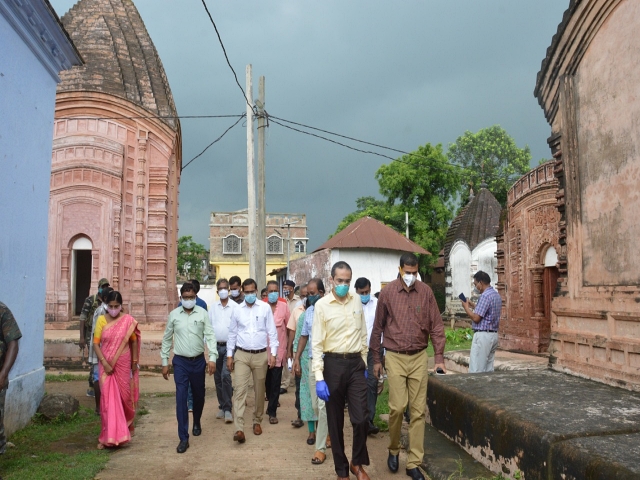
[181,114,246,171]
[200,0,256,114]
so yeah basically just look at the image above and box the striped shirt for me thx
[473,286,502,332]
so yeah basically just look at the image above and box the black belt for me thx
[236,347,266,354]
[324,352,361,359]
[217,342,227,346]
[475,330,498,333]
[176,353,204,361]
[386,348,424,356]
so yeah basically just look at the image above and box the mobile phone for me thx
[458,292,467,302]
[435,368,446,375]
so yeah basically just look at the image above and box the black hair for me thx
[99,286,114,300]
[105,290,123,304]
[180,282,196,295]
[331,261,352,278]
[474,271,491,285]
[266,280,278,288]
[188,279,201,294]
[216,278,229,288]
[229,276,242,287]
[307,278,325,293]
[400,253,419,268]
[354,277,371,290]
[260,287,267,296]
[242,278,257,290]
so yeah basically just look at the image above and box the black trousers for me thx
[265,366,283,417]
[173,354,206,441]
[324,355,370,477]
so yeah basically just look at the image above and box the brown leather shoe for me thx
[233,431,245,443]
[349,463,370,480]
[253,423,262,435]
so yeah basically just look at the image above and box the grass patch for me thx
[45,373,87,383]
[4,408,109,480]
[374,382,390,431]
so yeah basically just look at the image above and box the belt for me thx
[474,330,498,333]
[236,347,266,354]
[217,342,227,346]
[324,352,361,359]
[386,348,424,356]
[176,353,204,361]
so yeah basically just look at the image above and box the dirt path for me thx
[49,373,411,479]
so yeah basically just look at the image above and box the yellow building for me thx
[209,210,308,287]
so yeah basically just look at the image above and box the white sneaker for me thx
[216,410,224,419]
[224,411,233,423]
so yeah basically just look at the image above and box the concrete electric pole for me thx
[256,76,266,286]
[246,65,257,281]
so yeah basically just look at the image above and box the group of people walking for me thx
[73,251,502,479]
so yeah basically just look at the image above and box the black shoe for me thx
[279,388,287,394]
[388,451,399,473]
[368,422,380,435]
[192,424,202,436]
[406,467,425,480]
[176,440,189,453]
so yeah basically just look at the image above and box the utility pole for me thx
[256,76,266,286]
[246,65,257,281]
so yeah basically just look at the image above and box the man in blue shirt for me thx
[461,270,502,373]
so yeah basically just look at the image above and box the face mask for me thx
[282,289,291,297]
[307,294,320,306]
[182,299,196,309]
[107,306,122,317]
[268,292,279,304]
[403,273,416,287]
[230,289,240,298]
[218,289,229,300]
[334,284,349,297]
[244,293,257,304]
[360,294,371,304]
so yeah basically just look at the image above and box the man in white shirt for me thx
[227,278,279,443]
[210,278,237,424]
[355,277,380,435]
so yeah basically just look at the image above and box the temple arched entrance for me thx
[71,236,92,315]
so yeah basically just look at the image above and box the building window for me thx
[267,235,283,254]
[223,235,241,254]
[295,241,306,253]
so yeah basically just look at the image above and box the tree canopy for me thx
[447,125,531,206]
[177,235,207,281]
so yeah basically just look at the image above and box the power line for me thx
[200,0,256,114]
[181,114,246,171]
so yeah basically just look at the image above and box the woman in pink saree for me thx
[93,290,141,448]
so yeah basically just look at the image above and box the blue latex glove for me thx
[364,369,368,379]
[316,380,330,402]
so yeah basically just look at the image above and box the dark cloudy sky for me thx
[50,0,569,250]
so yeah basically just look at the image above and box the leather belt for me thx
[217,342,227,346]
[475,330,498,333]
[324,352,361,359]
[386,348,424,356]
[176,353,204,361]
[236,347,266,354]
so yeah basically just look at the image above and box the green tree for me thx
[447,125,531,206]
[335,143,460,262]
[177,235,207,282]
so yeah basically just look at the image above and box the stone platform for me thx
[427,370,640,479]
[444,349,549,373]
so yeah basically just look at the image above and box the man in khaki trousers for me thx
[371,253,446,480]
[227,278,278,443]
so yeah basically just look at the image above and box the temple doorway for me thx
[542,246,559,334]
[72,237,92,315]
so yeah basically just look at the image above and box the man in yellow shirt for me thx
[312,261,370,480]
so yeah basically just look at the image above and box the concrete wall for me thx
[0,8,77,434]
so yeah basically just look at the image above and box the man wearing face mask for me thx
[209,278,237,423]
[312,261,370,480]
[282,281,305,395]
[229,276,244,305]
[264,281,290,424]
[460,270,502,373]
[161,282,217,454]
[227,278,278,443]
[370,253,445,480]
[79,278,110,398]
[354,277,380,436]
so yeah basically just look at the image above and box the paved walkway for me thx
[92,373,410,480]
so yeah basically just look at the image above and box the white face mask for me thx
[403,273,416,287]
[218,289,229,300]
[230,289,240,298]
[182,299,196,309]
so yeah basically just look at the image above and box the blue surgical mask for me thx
[307,294,320,306]
[267,292,279,304]
[359,294,370,304]
[334,284,349,297]
[245,293,257,304]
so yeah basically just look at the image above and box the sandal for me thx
[311,451,326,465]
[306,433,316,445]
[291,418,304,428]
[269,416,279,424]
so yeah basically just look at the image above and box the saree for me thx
[98,314,141,447]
